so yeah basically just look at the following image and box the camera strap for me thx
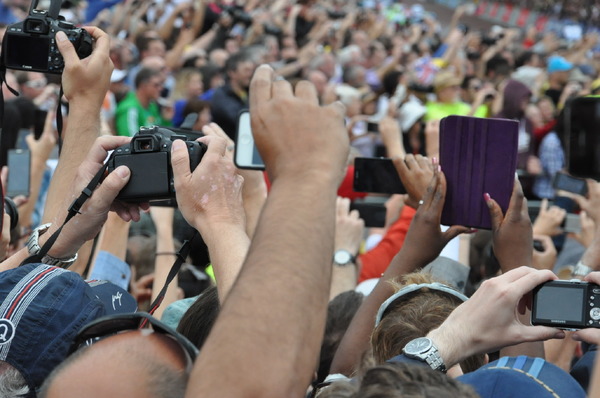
[20,161,109,266]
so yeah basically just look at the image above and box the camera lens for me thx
[4,197,19,231]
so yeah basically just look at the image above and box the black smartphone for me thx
[7,149,30,197]
[350,202,386,228]
[564,97,600,179]
[234,111,265,170]
[33,109,48,140]
[366,121,379,133]
[532,280,600,330]
[552,172,588,196]
[353,157,406,194]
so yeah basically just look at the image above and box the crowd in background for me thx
[1,0,600,397]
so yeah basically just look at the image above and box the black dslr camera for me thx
[107,126,206,203]
[532,280,600,330]
[2,0,93,74]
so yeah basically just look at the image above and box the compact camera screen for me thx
[532,280,600,330]
[4,35,49,70]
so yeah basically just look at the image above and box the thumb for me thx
[443,225,471,242]
[485,194,504,232]
[522,326,565,343]
[55,31,77,66]
[94,166,130,210]
[171,139,192,187]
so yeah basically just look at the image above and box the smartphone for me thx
[552,172,588,196]
[234,111,265,170]
[33,109,48,140]
[564,97,600,179]
[366,121,379,133]
[350,202,386,228]
[353,157,406,194]
[440,116,519,229]
[563,213,582,234]
[532,280,600,330]
[7,149,30,197]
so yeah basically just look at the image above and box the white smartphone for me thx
[234,111,265,170]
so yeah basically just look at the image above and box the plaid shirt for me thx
[533,132,565,199]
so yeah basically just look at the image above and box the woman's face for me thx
[187,73,204,98]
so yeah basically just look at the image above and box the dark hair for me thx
[177,285,220,349]
[515,50,536,69]
[135,67,162,90]
[199,63,223,90]
[317,291,364,383]
[317,362,479,398]
[381,70,403,97]
[224,51,252,74]
[182,99,210,120]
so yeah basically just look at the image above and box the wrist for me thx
[426,326,465,369]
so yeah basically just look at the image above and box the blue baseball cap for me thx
[547,56,573,73]
[0,263,136,394]
[458,355,586,397]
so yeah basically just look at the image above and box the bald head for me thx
[41,331,188,398]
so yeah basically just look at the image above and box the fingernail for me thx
[437,165,441,172]
[483,193,491,202]
[172,139,185,152]
[555,331,566,339]
[467,229,478,234]
[432,157,438,165]
[115,166,130,179]
[572,333,581,341]
[56,31,67,42]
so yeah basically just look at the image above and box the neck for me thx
[136,91,151,108]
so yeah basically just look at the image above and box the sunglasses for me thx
[69,312,198,371]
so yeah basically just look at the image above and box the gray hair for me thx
[0,361,30,398]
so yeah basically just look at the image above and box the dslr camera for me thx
[2,0,93,74]
[107,126,206,203]
[532,280,600,330]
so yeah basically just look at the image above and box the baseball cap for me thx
[398,100,426,132]
[458,355,586,398]
[547,56,573,74]
[422,256,470,293]
[0,263,136,393]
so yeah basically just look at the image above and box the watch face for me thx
[404,337,432,355]
[334,250,352,265]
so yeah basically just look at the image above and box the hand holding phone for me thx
[552,172,588,196]
[353,157,406,194]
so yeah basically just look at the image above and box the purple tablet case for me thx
[439,115,518,230]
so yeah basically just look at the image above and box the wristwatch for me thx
[26,223,78,268]
[402,337,447,373]
[333,249,356,266]
[572,261,593,278]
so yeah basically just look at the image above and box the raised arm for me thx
[185,66,349,398]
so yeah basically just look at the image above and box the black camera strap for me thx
[20,161,108,266]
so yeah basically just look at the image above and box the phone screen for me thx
[7,149,30,197]
[353,157,406,194]
[552,172,587,196]
[349,202,386,228]
[565,97,600,179]
[234,111,265,170]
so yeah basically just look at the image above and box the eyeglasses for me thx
[69,312,198,371]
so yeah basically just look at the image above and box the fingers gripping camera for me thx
[107,126,207,203]
[2,0,92,74]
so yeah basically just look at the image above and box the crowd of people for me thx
[0,0,600,396]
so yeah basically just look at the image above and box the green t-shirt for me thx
[115,92,167,136]
[424,101,487,121]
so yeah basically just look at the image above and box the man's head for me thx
[225,52,256,92]
[371,273,485,374]
[135,67,164,102]
[15,71,47,100]
[546,55,573,85]
[41,313,197,398]
[0,264,135,394]
[433,70,462,104]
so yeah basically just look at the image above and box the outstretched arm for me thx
[185,66,349,398]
